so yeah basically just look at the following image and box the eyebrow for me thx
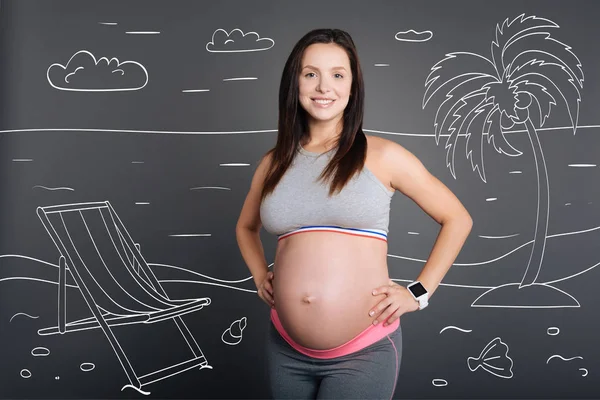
[302,65,348,72]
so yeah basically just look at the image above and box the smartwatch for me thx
[407,281,429,310]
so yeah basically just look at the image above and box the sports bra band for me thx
[277,225,388,242]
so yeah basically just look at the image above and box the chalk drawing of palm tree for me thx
[422,14,584,307]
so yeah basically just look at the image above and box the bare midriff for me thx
[272,231,391,350]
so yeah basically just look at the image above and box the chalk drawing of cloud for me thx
[47,50,148,92]
[395,29,433,43]
[206,28,274,53]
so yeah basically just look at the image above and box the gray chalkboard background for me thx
[1,0,599,398]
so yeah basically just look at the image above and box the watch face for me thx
[409,282,427,297]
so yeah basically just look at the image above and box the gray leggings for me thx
[266,322,402,400]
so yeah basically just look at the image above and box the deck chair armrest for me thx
[146,298,211,324]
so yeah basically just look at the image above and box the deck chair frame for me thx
[36,201,212,393]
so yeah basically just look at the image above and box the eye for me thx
[334,73,344,78]
[304,72,316,78]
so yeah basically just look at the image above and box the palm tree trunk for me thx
[519,117,550,287]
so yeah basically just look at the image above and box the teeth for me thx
[314,99,333,104]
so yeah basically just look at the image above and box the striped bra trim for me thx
[277,225,388,242]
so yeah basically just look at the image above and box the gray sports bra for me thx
[259,144,395,242]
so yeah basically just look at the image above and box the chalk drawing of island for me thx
[35,201,212,394]
[47,50,148,92]
[422,14,584,307]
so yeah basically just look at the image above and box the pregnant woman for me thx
[236,28,473,399]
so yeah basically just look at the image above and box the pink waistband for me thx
[270,308,399,359]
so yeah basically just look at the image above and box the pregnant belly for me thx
[272,232,391,350]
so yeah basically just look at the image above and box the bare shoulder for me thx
[365,134,387,152]
[364,135,398,192]
[236,150,274,231]
[365,134,412,160]
[366,134,434,190]
[246,150,275,199]
[366,135,411,159]
[255,150,274,177]
[365,135,394,163]
[369,136,424,172]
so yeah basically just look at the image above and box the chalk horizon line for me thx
[0,124,598,137]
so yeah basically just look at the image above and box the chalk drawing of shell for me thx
[221,317,247,345]
[467,337,514,378]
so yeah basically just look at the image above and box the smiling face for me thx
[298,43,353,127]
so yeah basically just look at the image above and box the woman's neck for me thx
[304,118,342,148]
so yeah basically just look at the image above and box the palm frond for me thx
[423,52,497,109]
[444,92,488,178]
[465,102,495,182]
[434,87,489,148]
[491,14,559,77]
[509,59,581,131]
[431,75,497,142]
[505,33,584,88]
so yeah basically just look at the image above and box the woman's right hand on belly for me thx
[257,271,275,308]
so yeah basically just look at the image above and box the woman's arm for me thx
[382,138,473,297]
[236,153,275,306]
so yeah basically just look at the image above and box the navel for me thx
[302,295,316,304]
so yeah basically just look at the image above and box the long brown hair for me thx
[260,28,367,201]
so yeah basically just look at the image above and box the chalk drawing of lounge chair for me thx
[36,201,212,393]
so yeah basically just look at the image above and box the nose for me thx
[316,76,332,93]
